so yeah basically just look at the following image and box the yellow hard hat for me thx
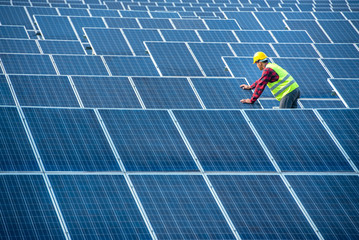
[253,52,268,64]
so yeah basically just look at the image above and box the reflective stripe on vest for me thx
[266,63,299,101]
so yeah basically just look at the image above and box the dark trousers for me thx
[279,88,301,108]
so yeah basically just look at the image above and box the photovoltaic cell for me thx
[0,75,14,105]
[132,77,202,109]
[26,6,59,22]
[230,43,276,57]
[329,79,359,107]
[24,108,120,171]
[285,20,331,43]
[53,55,109,76]
[287,175,359,240]
[322,59,359,78]
[160,29,200,42]
[314,44,359,58]
[104,56,160,76]
[234,30,275,43]
[151,11,180,19]
[172,19,207,29]
[318,20,359,43]
[38,40,85,55]
[145,42,203,76]
[99,110,198,171]
[0,54,56,75]
[131,175,235,239]
[190,78,262,109]
[84,28,133,55]
[0,6,33,29]
[314,12,345,20]
[271,30,313,43]
[72,76,141,108]
[258,99,281,109]
[0,175,65,239]
[138,18,173,29]
[224,12,263,30]
[70,16,106,42]
[49,175,151,239]
[0,39,39,54]
[209,175,318,239]
[35,16,78,40]
[58,8,89,16]
[10,75,79,107]
[283,12,315,20]
[299,99,346,109]
[0,25,28,39]
[122,29,162,56]
[204,19,240,30]
[272,43,319,57]
[90,9,121,17]
[197,30,239,42]
[121,10,150,18]
[254,12,286,30]
[104,17,140,28]
[245,110,352,171]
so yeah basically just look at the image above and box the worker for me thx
[240,52,301,108]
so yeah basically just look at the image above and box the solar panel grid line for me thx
[221,56,236,78]
[315,19,335,43]
[34,39,44,54]
[268,30,279,43]
[167,18,177,29]
[66,15,82,41]
[186,77,206,109]
[23,5,37,31]
[82,27,97,55]
[348,19,359,34]
[156,29,166,41]
[317,58,334,78]
[194,30,204,42]
[100,55,114,76]
[143,42,163,76]
[48,55,60,75]
[327,79,350,108]
[226,42,238,56]
[313,109,359,172]
[185,42,207,77]
[310,43,324,58]
[268,43,280,57]
[128,76,147,109]
[251,11,266,30]
[67,76,85,108]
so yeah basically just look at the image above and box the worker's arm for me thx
[240,81,258,90]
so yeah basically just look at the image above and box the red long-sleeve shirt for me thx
[250,67,279,103]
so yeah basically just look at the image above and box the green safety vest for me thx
[266,63,299,101]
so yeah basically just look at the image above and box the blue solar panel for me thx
[0,54,56,75]
[132,77,202,109]
[258,99,281,109]
[104,56,160,76]
[145,42,203,77]
[122,29,162,56]
[70,16,106,42]
[204,19,240,30]
[174,110,273,170]
[197,30,239,42]
[26,6,58,21]
[299,99,346,109]
[224,12,263,30]
[0,107,39,171]
[273,43,319,57]
[0,175,65,239]
[0,39,39,54]
[85,28,133,55]
[131,175,235,239]
[245,110,352,171]
[35,16,78,40]
[105,2,125,10]
[172,19,207,29]
[285,20,331,43]
[254,12,286,30]
[104,17,140,28]
[329,79,359,108]
[10,75,79,107]
[314,44,359,58]
[58,8,89,16]
[99,110,198,171]
[160,29,201,42]
[190,78,262,109]
[209,175,318,239]
[287,175,359,240]
[322,59,359,78]
[343,12,359,20]
[53,55,109,76]
[272,30,313,43]
[0,6,33,29]
[24,108,120,171]
[234,30,275,43]
[283,12,315,20]
[151,11,180,19]
[121,10,150,18]
[319,20,359,43]
[72,76,141,108]
[0,75,14,105]
[314,12,345,20]
[49,175,151,239]
[90,9,121,17]
[38,40,85,55]
[138,18,173,29]
[0,25,28,39]
[230,43,276,57]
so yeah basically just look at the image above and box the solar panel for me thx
[0,75,14,105]
[0,39,39,54]
[209,175,318,239]
[204,19,240,30]
[322,59,359,78]
[285,20,331,43]
[343,12,359,20]
[314,44,359,58]
[287,175,359,239]
[254,12,286,30]
[104,56,160,76]
[151,11,180,19]
[145,42,203,76]
[26,6,59,22]
[318,20,359,43]
[160,29,201,42]
[299,99,346,109]
[70,16,106,42]
[52,55,109,76]
[0,54,57,75]
[174,110,273,170]
[84,28,133,55]
[329,79,359,107]
[283,12,315,20]
[131,175,235,239]
[132,77,202,109]
[245,110,352,171]
[138,18,173,29]
[234,30,276,43]
[105,2,125,10]
[58,8,89,16]
[99,110,198,171]
[120,10,150,18]
[38,40,85,55]
[258,99,281,109]
[122,29,163,56]
[190,77,262,109]
[72,76,141,108]
[224,12,263,30]
[271,30,313,43]
[0,6,33,29]
[0,25,28,39]
[35,15,78,40]
[272,43,319,57]
[314,12,345,20]
[230,43,276,57]
[197,30,239,42]
[49,174,152,239]
[90,9,121,17]
[10,75,79,107]
[172,19,207,29]
[104,17,140,28]
[24,108,120,171]
[0,175,65,239]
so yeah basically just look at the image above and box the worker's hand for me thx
[240,99,252,104]
[240,84,251,90]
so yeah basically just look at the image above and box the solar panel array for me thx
[1,0,359,239]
